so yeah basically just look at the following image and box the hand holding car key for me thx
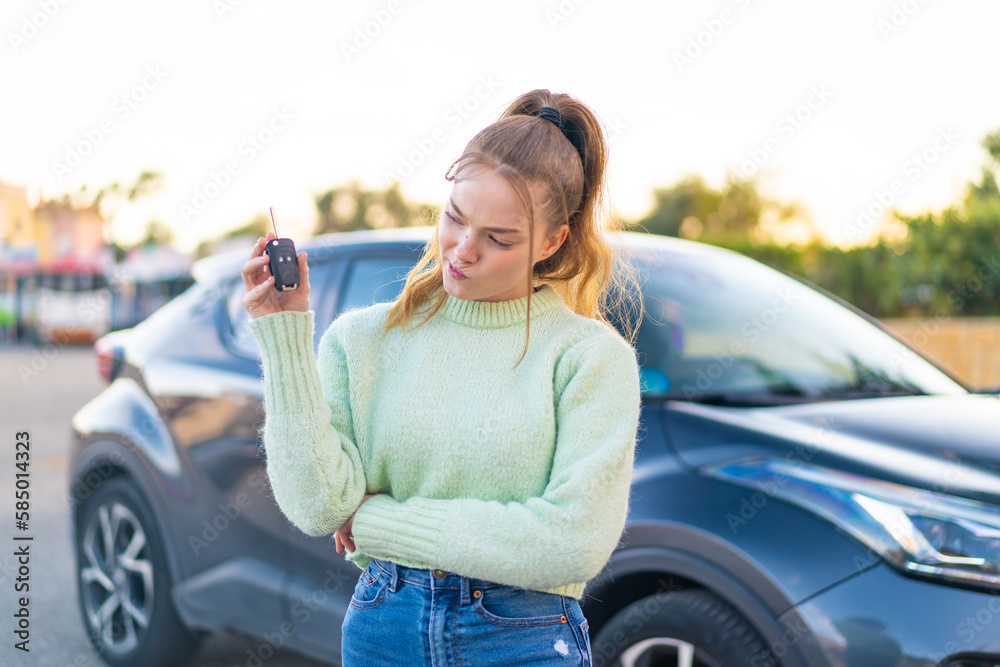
[241,207,310,319]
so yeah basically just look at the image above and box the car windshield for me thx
[618,246,968,405]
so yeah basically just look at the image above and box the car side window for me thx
[225,278,261,358]
[338,256,417,315]
[224,260,342,358]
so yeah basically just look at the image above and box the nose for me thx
[454,231,476,263]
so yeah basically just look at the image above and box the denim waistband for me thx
[371,558,509,601]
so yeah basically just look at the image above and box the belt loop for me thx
[461,574,470,605]
[381,559,399,593]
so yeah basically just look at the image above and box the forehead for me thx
[451,167,547,231]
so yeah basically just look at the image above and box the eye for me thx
[491,237,512,248]
[445,210,463,226]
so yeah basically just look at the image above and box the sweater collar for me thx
[437,283,564,328]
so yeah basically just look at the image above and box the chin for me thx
[442,274,473,300]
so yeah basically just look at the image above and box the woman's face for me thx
[438,165,568,303]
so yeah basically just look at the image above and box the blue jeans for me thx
[341,558,593,666]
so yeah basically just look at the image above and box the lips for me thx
[448,261,468,279]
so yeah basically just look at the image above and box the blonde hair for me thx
[382,88,644,368]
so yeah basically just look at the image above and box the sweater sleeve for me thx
[349,329,643,591]
[248,310,367,537]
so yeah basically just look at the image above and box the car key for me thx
[266,207,299,291]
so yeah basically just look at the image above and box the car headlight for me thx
[701,458,1000,590]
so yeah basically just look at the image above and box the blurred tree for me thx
[314,181,436,234]
[219,213,272,240]
[630,128,1000,319]
[892,184,1000,316]
[136,220,174,247]
[633,173,805,245]
[883,129,1000,316]
[108,241,128,263]
[92,170,164,211]
[982,129,1000,164]
[194,213,272,259]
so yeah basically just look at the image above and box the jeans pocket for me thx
[349,563,390,610]
[473,586,570,627]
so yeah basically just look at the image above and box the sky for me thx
[3,0,999,254]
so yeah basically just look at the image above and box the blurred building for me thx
[0,184,114,272]
[0,181,191,345]
[0,182,37,272]
[33,198,112,271]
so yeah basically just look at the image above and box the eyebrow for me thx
[449,198,524,235]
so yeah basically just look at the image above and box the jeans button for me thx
[432,569,448,580]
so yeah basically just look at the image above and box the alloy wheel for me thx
[79,500,154,655]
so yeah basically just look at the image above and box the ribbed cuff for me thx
[352,495,588,600]
[351,495,450,564]
[248,310,325,414]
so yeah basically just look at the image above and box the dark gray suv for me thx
[70,226,1000,667]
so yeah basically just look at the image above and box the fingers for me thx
[246,235,264,261]
[246,274,275,302]
[242,237,271,292]
[334,529,355,553]
[298,250,309,292]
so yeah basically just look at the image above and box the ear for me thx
[539,224,569,261]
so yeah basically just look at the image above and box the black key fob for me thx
[267,238,299,291]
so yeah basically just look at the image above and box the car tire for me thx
[75,476,204,667]
[591,589,779,667]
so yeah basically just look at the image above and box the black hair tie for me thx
[533,106,586,166]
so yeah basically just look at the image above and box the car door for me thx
[168,258,345,639]
[284,247,423,657]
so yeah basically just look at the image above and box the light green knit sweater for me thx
[248,283,642,600]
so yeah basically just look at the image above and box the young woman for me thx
[242,89,644,666]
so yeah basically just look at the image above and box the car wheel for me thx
[75,477,203,667]
[592,589,779,667]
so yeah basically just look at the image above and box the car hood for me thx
[662,393,1000,505]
